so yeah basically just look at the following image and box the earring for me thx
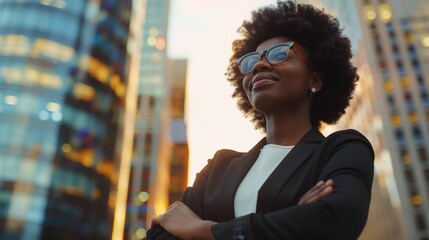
[310,87,317,95]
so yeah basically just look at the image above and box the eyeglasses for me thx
[236,42,307,75]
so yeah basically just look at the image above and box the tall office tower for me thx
[301,0,429,239]
[0,0,141,239]
[167,59,189,205]
[126,0,170,239]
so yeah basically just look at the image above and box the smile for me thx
[250,73,279,90]
[252,79,277,90]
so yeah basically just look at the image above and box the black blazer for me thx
[147,128,374,240]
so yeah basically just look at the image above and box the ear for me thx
[310,72,323,91]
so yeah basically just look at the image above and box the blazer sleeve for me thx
[211,133,374,240]
[146,151,218,240]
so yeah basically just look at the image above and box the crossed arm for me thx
[148,141,373,240]
[152,180,334,240]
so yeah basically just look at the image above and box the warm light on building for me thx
[0,0,138,238]
[46,102,61,112]
[363,4,376,22]
[422,36,429,48]
[156,37,166,50]
[4,95,18,105]
[378,3,392,23]
[384,80,394,92]
[147,36,157,46]
[402,154,411,164]
[411,195,423,206]
[400,77,410,89]
[135,228,147,239]
[409,112,418,123]
[61,143,72,153]
[73,82,95,101]
[149,27,159,36]
[138,191,150,202]
[391,114,401,126]
[54,0,66,9]
[1,67,62,89]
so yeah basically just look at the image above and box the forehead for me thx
[256,36,293,51]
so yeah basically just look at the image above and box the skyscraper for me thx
[126,0,171,239]
[301,0,429,239]
[167,59,189,205]
[0,0,140,239]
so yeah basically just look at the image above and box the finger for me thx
[299,181,325,200]
[299,181,327,203]
[299,180,334,204]
[151,214,162,226]
[304,180,334,199]
[302,186,333,204]
[325,179,334,187]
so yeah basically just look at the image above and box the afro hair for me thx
[226,0,358,131]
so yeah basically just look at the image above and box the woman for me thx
[148,1,374,239]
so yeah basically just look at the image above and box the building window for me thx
[404,91,413,107]
[404,168,412,181]
[405,32,413,44]
[421,92,429,108]
[379,3,393,23]
[402,153,411,164]
[387,95,395,107]
[413,126,423,142]
[363,4,377,23]
[415,213,427,231]
[408,45,416,53]
[418,75,426,89]
[424,169,429,183]
[384,80,394,92]
[409,112,418,123]
[395,128,405,145]
[411,195,423,206]
[400,77,410,89]
[421,35,429,48]
[419,148,427,162]
[391,114,401,126]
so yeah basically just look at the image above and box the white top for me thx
[234,144,294,217]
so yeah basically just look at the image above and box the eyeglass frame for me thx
[235,41,308,75]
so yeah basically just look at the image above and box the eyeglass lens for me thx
[239,43,293,74]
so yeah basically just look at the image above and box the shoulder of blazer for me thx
[325,129,373,152]
[319,129,374,163]
[210,149,246,165]
[312,129,374,179]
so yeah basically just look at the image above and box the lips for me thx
[250,73,279,90]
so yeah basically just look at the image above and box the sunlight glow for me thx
[168,0,276,185]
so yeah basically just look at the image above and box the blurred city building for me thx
[0,0,143,239]
[125,0,182,239]
[302,0,429,239]
[167,59,189,206]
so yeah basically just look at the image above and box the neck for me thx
[264,107,313,146]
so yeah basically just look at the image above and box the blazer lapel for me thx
[256,128,325,212]
[219,138,266,219]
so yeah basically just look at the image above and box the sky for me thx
[167,0,277,184]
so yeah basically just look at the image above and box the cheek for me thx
[279,66,311,87]
[242,76,251,94]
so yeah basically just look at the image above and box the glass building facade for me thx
[0,0,138,239]
[301,0,429,239]
[125,0,171,239]
[167,59,189,206]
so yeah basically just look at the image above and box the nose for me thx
[252,51,272,74]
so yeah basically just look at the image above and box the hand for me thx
[152,201,216,240]
[298,179,334,205]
